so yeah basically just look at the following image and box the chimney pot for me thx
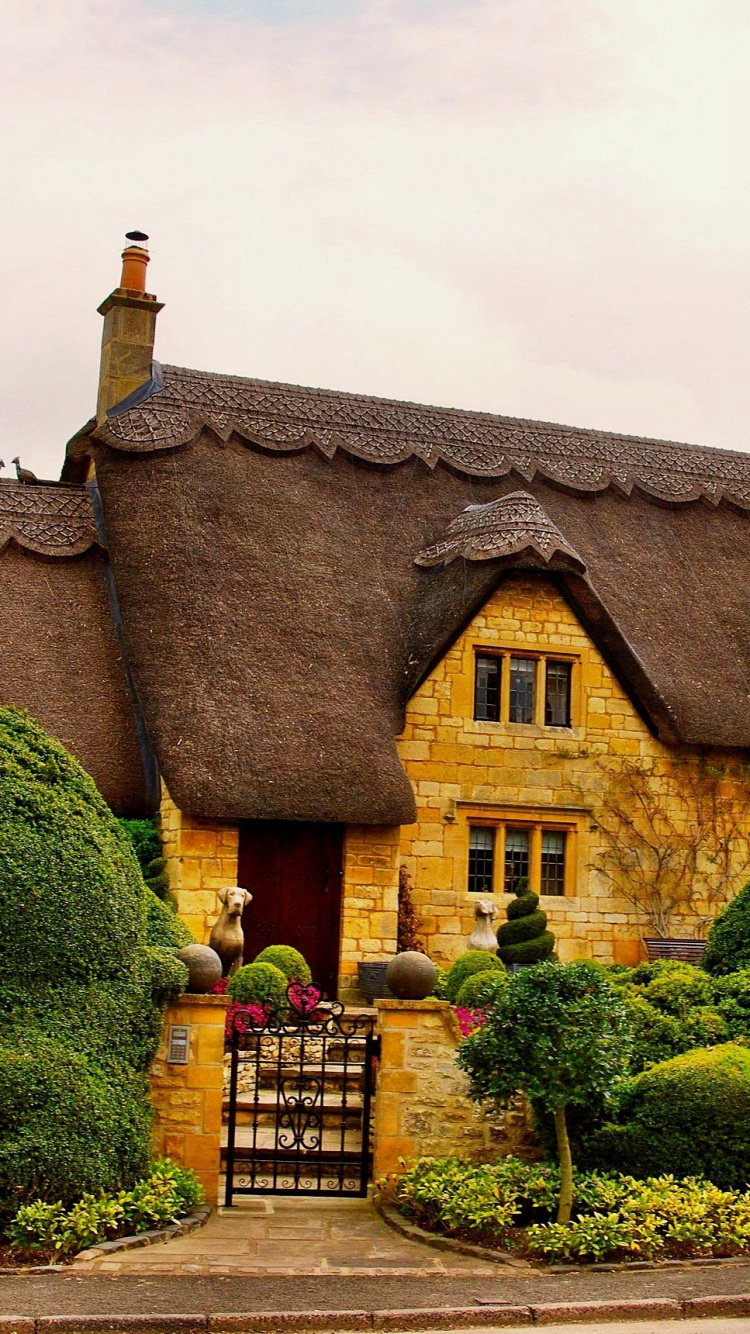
[120,231,150,293]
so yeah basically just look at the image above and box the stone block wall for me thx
[339,825,400,1002]
[150,994,227,1205]
[161,785,239,942]
[392,573,749,969]
[372,999,537,1178]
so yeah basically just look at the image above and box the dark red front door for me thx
[238,821,344,998]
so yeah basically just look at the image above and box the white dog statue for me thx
[209,885,252,977]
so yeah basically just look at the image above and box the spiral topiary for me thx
[253,945,311,985]
[445,950,505,1003]
[227,961,288,1015]
[497,878,555,966]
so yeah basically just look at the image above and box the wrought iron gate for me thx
[223,985,378,1202]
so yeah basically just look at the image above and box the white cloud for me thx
[1,0,750,477]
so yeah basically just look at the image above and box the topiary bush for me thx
[455,970,508,1010]
[582,1043,750,1189]
[254,945,312,985]
[0,708,188,1214]
[497,880,555,966]
[703,878,750,975]
[227,961,288,1014]
[444,950,505,1004]
[119,818,171,901]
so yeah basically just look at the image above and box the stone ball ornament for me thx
[177,943,224,994]
[385,950,437,1001]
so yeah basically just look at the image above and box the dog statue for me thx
[209,885,252,977]
[468,897,499,952]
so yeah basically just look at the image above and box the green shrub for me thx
[385,1154,750,1263]
[445,951,505,1003]
[144,890,194,951]
[7,1158,203,1259]
[455,970,508,1009]
[428,967,448,1000]
[583,1043,750,1189]
[704,879,750,975]
[228,961,288,1013]
[0,1035,152,1213]
[254,945,312,985]
[0,709,188,1213]
[118,818,162,872]
[497,882,555,966]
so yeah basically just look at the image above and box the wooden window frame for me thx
[472,648,579,729]
[462,807,582,899]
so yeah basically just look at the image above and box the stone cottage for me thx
[4,236,750,998]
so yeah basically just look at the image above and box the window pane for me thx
[545,661,572,727]
[468,827,495,894]
[504,827,530,893]
[541,830,566,896]
[474,655,500,721]
[509,657,535,723]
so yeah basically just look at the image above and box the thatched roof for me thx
[63,362,750,824]
[0,481,154,815]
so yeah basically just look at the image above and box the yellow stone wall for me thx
[150,994,227,1205]
[390,573,750,969]
[372,999,537,1177]
[339,825,400,1001]
[161,785,239,943]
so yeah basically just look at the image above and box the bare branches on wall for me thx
[590,756,750,938]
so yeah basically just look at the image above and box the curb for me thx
[1,1297,750,1332]
[70,1207,212,1267]
[375,1203,529,1269]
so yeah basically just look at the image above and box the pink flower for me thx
[454,1005,488,1037]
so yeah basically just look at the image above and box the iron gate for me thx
[223,985,378,1202]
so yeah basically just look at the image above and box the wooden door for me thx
[237,821,344,998]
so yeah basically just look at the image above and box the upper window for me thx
[473,650,576,727]
[545,661,572,727]
[509,658,536,724]
[474,655,500,722]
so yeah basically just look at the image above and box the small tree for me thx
[456,961,631,1223]
[397,865,424,953]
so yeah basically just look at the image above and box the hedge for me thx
[703,878,750,975]
[444,951,505,1003]
[582,1043,750,1189]
[0,709,188,1213]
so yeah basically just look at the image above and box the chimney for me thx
[96,232,164,423]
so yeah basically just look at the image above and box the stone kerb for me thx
[150,993,228,1206]
[372,999,535,1178]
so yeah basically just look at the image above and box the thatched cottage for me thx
[4,237,750,998]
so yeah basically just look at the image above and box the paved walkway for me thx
[76,1197,500,1276]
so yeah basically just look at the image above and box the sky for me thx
[2,0,750,478]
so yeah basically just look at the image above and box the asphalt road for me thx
[2,1262,750,1317]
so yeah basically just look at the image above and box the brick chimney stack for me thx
[97,232,164,423]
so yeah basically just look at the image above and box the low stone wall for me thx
[150,994,227,1205]
[372,998,538,1178]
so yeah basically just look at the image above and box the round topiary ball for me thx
[386,951,437,1000]
[455,969,508,1010]
[227,961,288,1014]
[445,950,506,1003]
[254,945,312,985]
[177,944,223,994]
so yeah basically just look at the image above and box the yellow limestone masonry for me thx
[340,572,750,993]
[160,786,239,943]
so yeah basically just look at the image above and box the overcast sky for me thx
[3,0,750,478]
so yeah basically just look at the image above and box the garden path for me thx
[74,1197,502,1276]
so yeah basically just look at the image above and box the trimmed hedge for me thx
[444,950,505,1004]
[455,970,508,1009]
[0,709,188,1214]
[254,945,312,985]
[228,961,288,1014]
[497,884,555,966]
[703,878,750,975]
[583,1043,750,1189]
